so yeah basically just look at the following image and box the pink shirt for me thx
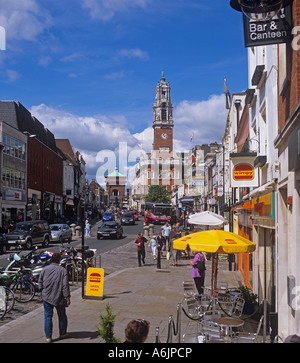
[191,252,205,278]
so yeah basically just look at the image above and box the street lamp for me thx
[230,0,293,21]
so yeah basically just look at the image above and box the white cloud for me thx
[173,94,227,150]
[38,56,52,67]
[60,53,86,63]
[29,104,142,183]
[104,71,125,80]
[29,94,227,185]
[118,48,149,61]
[133,127,153,152]
[0,0,52,41]
[7,69,20,82]
[82,0,150,20]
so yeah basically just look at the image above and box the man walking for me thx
[135,232,147,267]
[162,222,171,251]
[38,253,71,343]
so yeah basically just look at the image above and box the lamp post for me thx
[230,0,293,21]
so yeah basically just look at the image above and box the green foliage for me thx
[145,185,171,204]
[239,285,258,304]
[97,303,121,343]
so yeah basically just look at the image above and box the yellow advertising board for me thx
[86,268,104,299]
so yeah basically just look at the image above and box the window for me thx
[161,102,167,120]
[2,167,25,190]
[3,134,26,160]
[159,147,169,152]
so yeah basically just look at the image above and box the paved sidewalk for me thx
[0,236,248,343]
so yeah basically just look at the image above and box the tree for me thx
[145,185,171,204]
[97,303,121,343]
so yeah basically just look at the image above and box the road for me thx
[0,218,145,270]
[0,218,151,327]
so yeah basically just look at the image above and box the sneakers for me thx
[46,338,52,343]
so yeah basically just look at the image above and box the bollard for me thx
[143,225,149,238]
[75,226,82,237]
[70,223,76,236]
[149,224,154,237]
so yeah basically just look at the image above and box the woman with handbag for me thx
[189,251,206,295]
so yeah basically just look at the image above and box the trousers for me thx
[193,277,205,295]
[137,249,145,266]
[43,300,68,339]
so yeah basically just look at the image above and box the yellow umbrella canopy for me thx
[173,230,256,254]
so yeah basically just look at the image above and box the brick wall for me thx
[27,137,63,196]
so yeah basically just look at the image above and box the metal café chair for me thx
[182,296,204,337]
[200,320,224,342]
[231,297,245,318]
[217,300,234,317]
[183,281,196,298]
[182,332,206,343]
[235,316,264,343]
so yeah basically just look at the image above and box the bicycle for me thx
[0,283,15,319]
[0,268,35,303]
[0,286,6,319]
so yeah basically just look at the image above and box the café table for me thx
[205,316,244,337]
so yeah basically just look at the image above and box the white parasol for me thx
[188,211,227,226]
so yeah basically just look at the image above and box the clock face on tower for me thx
[161,133,168,140]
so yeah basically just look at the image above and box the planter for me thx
[243,301,255,315]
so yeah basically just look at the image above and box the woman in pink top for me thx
[189,252,206,295]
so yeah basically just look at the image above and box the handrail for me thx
[217,299,263,320]
[155,303,182,344]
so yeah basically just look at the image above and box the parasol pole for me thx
[214,252,218,292]
[211,253,218,299]
[211,254,214,299]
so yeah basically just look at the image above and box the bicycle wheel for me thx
[4,287,15,313]
[12,277,35,303]
[0,286,6,319]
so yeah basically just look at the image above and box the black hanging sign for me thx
[243,5,293,47]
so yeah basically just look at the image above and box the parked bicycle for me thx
[0,276,15,320]
[0,267,35,303]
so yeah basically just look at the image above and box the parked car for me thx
[0,233,10,254]
[50,224,72,243]
[102,212,114,222]
[121,212,135,225]
[97,221,123,239]
[5,220,51,250]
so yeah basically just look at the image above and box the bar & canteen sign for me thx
[243,5,293,47]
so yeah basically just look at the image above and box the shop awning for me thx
[242,178,276,200]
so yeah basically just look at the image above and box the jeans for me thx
[43,300,68,339]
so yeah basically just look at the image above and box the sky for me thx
[0,0,249,185]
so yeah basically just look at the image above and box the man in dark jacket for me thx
[134,232,147,267]
[38,253,71,343]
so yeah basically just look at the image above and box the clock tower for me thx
[153,71,174,153]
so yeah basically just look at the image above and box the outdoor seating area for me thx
[181,280,264,343]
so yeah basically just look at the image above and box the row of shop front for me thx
[230,190,276,311]
[1,187,78,230]
[180,186,277,312]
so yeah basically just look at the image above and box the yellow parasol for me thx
[173,230,256,254]
[173,230,256,297]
